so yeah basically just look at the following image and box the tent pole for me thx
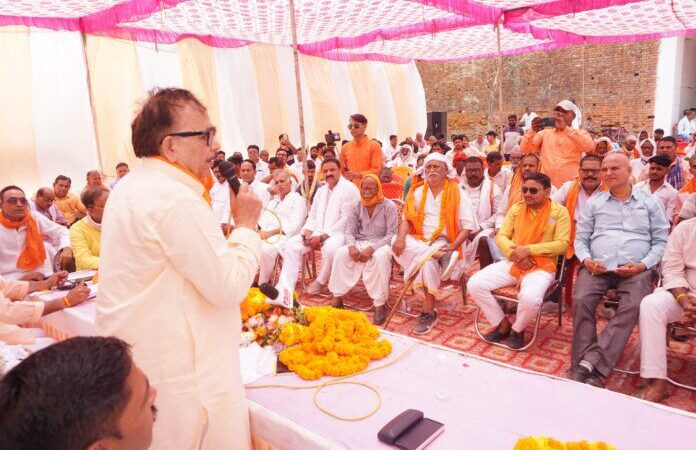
[80,32,106,176]
[288,0,310,202]
[496,21,504,145]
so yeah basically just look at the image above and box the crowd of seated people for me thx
[1,99,695,405]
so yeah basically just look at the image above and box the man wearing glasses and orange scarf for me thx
[392,153,477,335]
[468,173,570,349]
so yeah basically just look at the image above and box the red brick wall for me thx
[416,40,659,137]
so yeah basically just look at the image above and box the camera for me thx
[324,130,341,145]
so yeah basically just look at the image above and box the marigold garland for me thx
[514,437,616,450]
[278,306,393,380]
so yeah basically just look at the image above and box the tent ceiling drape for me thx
[1,0,693,62]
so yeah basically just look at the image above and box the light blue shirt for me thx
[574,187,669,270]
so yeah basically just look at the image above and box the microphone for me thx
[258,283,279,300]
[217,161,242,195]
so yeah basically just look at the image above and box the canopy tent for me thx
[1,1,694,61]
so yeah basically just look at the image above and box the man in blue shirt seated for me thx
[571,153,669,388]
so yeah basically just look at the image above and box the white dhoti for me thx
[258,236,289,285]
[277,233,345,293]
[328,242,392,306]
[639,288,686,379]
[391,235,450,295]
[463,228,495,265]
[467,259,555,333]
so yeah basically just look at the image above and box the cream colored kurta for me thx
[97,158,261,450]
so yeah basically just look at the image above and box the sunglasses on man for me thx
[4,197,28,205]
[521,187,541,194]
[347,123,363,130]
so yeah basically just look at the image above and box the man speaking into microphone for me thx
[97,88,262,450]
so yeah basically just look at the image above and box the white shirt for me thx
[0,211,69,280]
[552,180,599,222]
[384,144,399,161]
[412,184,478,239]
[258,191,307,237]
[635,180,678,221]
[678,116,692,136]
[210,180,231,224]
[249,180,271,207]
[630,158,649,180]
[521,112,538,131]
[303,177,360,236]
[462,181,502,230]
[486,167,513,192]
[97,158,260,449]
[254,160,270,182]
[288,161,305,184]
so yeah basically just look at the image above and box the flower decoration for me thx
[514,437,616,450]
[278,306,392,380]
[239,288,303,347]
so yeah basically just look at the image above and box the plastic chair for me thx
[473,257,566,351]
[382,182,404,200]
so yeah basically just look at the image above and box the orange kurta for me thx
[520,127,594,188]
[339,135,383,186]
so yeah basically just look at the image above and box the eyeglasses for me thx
[164,127,216,147]
[5,197,28,205]
[521,187,539,194]
[347,123,362,130]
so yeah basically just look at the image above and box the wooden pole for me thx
[288,0,310,203]
[496,22,504,144]
[81,32,106,176]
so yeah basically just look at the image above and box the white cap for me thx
[423,152,457,179]
[554,100,580,118]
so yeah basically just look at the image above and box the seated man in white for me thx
[29,188,68,228]
[634,155,678,222]
[328,175,398,324]
[0,186,73,281]
[274,158,360,304]
[467,173,570,349]
[635,218,696,402]
[460,156,503,270]
[239,159,271,207]
[257,170,308,285]
[392,153,477,335]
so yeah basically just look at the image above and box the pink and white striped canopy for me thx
[1,0,694,62]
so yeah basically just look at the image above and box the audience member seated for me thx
[328,175,398,324]
[639,137,692,190]
[274,158,359,303]
[552,155,605,259]
[0,186,73,281]
[452,151,467,181]
[29,187,68,227]
[257,170,308,285]
[260,148,270,163]
[635,155,678,221]
[677,193,696,223]
[634,218,696,402]
[461,157,503,270]
[501,154,541,210]
[210,160,231,231]
[485,151,512,191]
[468,173,570,349]
[0,336,157,450]
[620,134,638,158]
[247,145,269,181]
[0,272,89,346]
[297,159,323,203]
[521,100,594,188]
[630,139,656,179]
[53,175,87,226]
[571,153,669,387]
[379,167,405,200]
[390,143,416,169]
[70,187,109,271]
[339,114,383,187]
[593,137,613,159]
[239,159,271,207]
[109,162,130,189]
[392,153,476,335]
[84,169,107,193]
[483,131,500,154]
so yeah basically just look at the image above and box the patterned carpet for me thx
[299,273,696,414]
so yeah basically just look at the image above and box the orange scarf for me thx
[680,177,696,194]
[153,156,213,206]
[565,180,607,258]
[507,170,523,208]
[403,179,463,257]
[509,199,556,281]
[360,174,384,207]
[0,211,46,271]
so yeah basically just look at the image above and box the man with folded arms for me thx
[634,217,696,402]
[468,173,570,349]
[53,175,87,225]
[69,187,109,271]
[520,100,594,188]
[0,186,73,281]
[29,188,68,227]
[328,175,398,324]
[392,153,477,335]
[257,170,307,286]
[571,153,669,387]
[275,158,360,302]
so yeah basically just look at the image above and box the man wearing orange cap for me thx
[520,100,594,188]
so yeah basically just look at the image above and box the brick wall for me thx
[416,40,659,138]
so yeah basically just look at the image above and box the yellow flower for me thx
[514,438,616,450]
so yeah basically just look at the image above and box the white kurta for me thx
[97,158,261,450]
[254,160,270,182]
[249,179,271,207]
[210,180,231,224]
[462,179,502,263]
[0,211,68,280]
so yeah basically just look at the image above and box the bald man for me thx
[571,153,669,388]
